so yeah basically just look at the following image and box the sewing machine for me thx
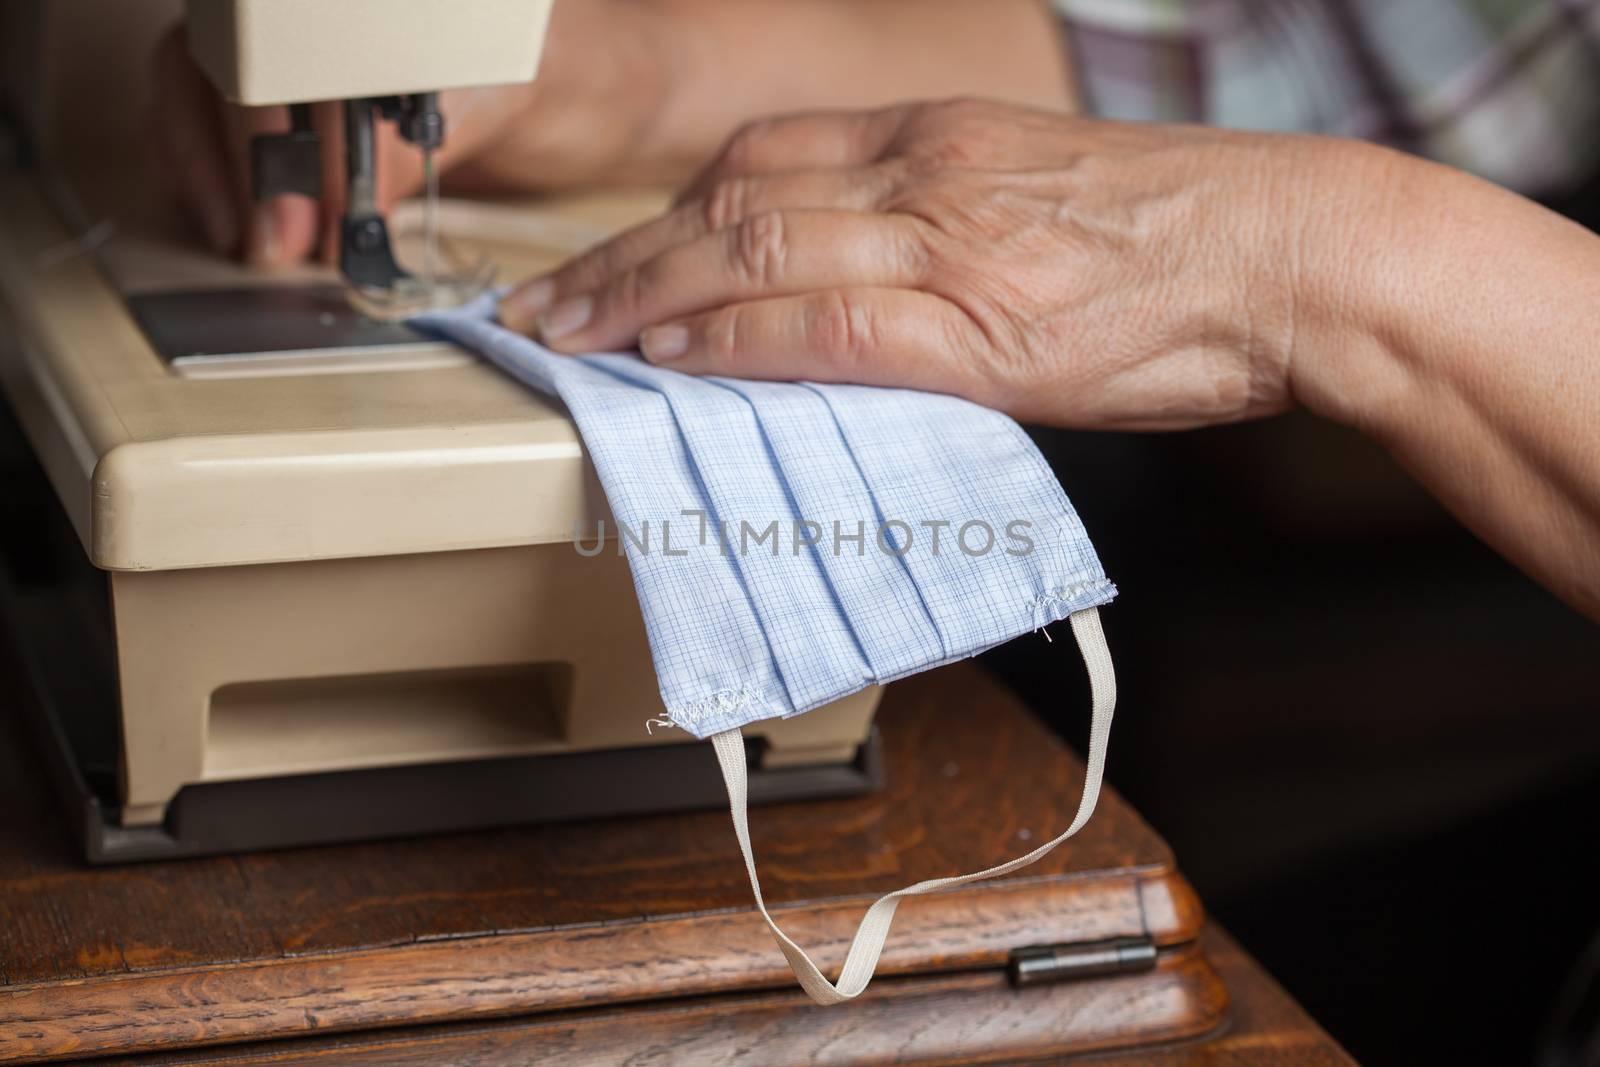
[0,0,880,863]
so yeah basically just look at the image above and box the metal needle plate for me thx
[128,284,450,371]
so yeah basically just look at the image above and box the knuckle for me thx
[934,97,1004,135]
[937,96,996,122]
[859,158,918,213]
[884,174,970,240]
[936,306,981,365]
[807,292,877,365]
[894,224,937,285]
[884,167,946,211]
[558,253,602,294]
[922,138,986,170]
[705,305,746,367]
[571,237,623,288]
[701,177,750,232]
[599,232,639,278]
[898,148,954,182]
[610,262,649,320]
[896,99,1001,169]
[870,156,916,191]
[732,212,789,287]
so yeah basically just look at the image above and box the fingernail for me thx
[248,201,280,265]
[499,278,555,332]
[539,295,593,342]
[641,324,690,362]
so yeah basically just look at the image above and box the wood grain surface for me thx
[0,661,1217,1063]
[120,943,1226,1066]
[117,929,1354,1067]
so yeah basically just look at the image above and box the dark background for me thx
[983,176,1600,1067]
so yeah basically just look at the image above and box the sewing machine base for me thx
[0,408,883,865]
[1,561,883,865]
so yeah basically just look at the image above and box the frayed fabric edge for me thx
[658,682,786,739]
[1030,578,1117,629]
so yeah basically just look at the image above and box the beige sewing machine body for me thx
[0,1,879,862]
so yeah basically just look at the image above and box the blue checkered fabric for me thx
[415,297,1116,738]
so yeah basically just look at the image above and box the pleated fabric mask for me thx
[416,296,1119,1005]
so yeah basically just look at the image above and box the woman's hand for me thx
[502,99,1389,430]
[507,97,1600,619]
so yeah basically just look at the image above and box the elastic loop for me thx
[711,605,1117,1005]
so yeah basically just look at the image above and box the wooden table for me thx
[0,657,1354,1065]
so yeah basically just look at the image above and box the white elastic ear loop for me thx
[711,606,1117,1006]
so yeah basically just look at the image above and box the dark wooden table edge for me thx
[25,927,1359,1066]
[42,938,1225,1066]
[0,864,1208,1063]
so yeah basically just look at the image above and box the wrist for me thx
[1280,140,1443,439]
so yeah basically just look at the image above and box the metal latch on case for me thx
[1007,935,1158,987]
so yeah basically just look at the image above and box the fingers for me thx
[635,287,993,400]
[252,192,323,267]
[213,102,326,267]
[677,107,911,204]
[501,167,899,332]
[534,211,930,353]
[148,26,239,255]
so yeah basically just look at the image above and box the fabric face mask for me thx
[416,297,1119,1005]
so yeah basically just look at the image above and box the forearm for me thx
[1295,147,1600,619]
[635,0,1074,181]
